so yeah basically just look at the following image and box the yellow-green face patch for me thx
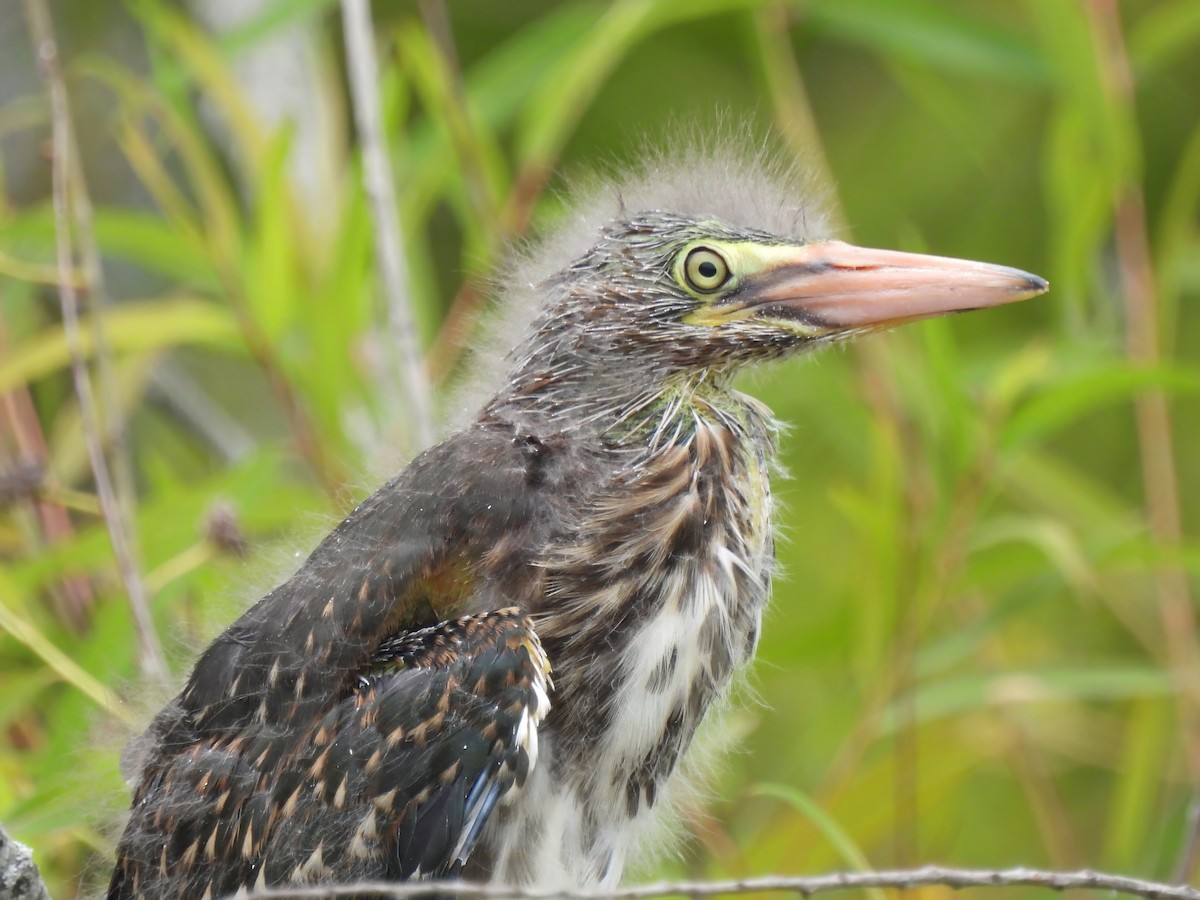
[677,240,814,327]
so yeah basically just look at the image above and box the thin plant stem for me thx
[22,0,166,681]
[416,0,498,231]
[1087,0,1200,879]
[0,349,95,631]
[66,90,143,635]
[341,0,435,451]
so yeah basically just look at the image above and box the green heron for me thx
[107,153,1046,898]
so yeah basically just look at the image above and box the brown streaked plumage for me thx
[108,148,1047,898]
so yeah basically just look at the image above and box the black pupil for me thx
[698,260,718,279]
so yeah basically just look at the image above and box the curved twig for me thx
[235,866,1200,900]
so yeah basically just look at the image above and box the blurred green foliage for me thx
[1,0,1199,896]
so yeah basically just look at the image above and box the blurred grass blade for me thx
[804,0,1048,84]
[1103,699,1171,870]
[971,515,1096,595]
[400,3,601,224]
[396,20,506,266]
[1002,363,1200,449]
[751,782,885,900]
[0,298,243,394]
[1155,121,1200,348]
[515,0,765,172]
[1001,450,1139,533]
[91,208,220,288]
[133,0,268,174]
[880,666,1176,734]
[245,128,300,341]
[0,581,132,725]
[217,0,338,56]
[82,57,243,272]
[1129,0,1200,75]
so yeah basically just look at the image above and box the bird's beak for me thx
[734,240,1048,332]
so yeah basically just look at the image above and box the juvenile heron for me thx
[108,152,1046,898]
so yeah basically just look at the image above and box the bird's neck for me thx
[605,372,778,456]
[485,366,775,454]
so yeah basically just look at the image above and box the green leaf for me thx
[880,666,1175,734]
[0,574,131,724]
[0,299,243,394]
[806,0,1049,84]
[516,0,766,166]
[1129,0,1200,74]
[92,208,220,288]
[217,0,339,57]
[1103,699,1172,870]
[1002,363,1200,449]
[750,782,885,900]
[244,128,300,342]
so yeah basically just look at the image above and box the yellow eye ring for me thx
[682,247,731,293]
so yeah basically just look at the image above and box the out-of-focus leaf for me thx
[400,2,602,224]
[0,669,55,728]
[1002,363,1200,449]
[1100,536,1200,579]
[217,0,338,57]
[805,0,1049,84]
[0,299,243,394]
[986,341,1054,410]
[1156,122,1200,347]
[1001,450,1138,531]
[83,56,243,270]
[1103,699,1171,870]
[244,129,300,341]
[91,209,220,288]
[0,247,65,285]
[133,0,267,173]
[0,576,131,724]
[971,515,1096,594]
[301,187,375,448]
[397,21,507,267]
[1025,0,1140,327]
[11,451,315,597]
[1129,0,1200,74]
[880,666,1175,734]
[751,782,885,900]
[48,353,160,487]
[516,0,766,166]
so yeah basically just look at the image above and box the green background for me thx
[1,0,1199,896]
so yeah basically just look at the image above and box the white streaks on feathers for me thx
[489,414,773,889]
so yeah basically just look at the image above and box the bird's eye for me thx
[682,247,731,293]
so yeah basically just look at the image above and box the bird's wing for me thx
[169,425,551,742]
[109,609,551,898]
[260,607,553,883]
[108,427,562,898]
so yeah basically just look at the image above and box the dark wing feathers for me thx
[108,425,563,899]
[172,425,550,741]
[251,608,551,884]
[108,609,551,898]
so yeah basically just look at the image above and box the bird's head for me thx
[486,148,1047,430]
